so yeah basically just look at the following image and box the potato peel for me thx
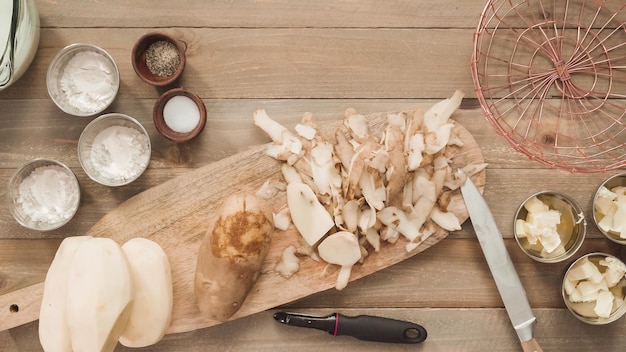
[254,91,486,289]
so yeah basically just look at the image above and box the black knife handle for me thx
[334,313,427,344]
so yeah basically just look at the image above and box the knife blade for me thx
[273,312,426,344]
[459,171,543,352]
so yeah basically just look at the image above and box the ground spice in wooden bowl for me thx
[146,40,180,77]
[132,32,186,86]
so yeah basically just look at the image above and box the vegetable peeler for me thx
[273,311,427,344]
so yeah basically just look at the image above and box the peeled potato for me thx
[66,238,133,352]
[119,237,173,348]
[39,235,93,352]
[194,194,273,321]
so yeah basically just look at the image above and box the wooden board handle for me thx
[0,283,43,331]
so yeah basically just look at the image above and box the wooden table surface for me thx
[2,1,626,351]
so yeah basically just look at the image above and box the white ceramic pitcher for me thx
[0,0,40,91]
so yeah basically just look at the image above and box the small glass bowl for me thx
[7,159,80,231]
[562,252,626,325]
[132,32,186,86]
[46,43,120,117]
[153,88,206,143]
[78,113,151,186]
[592,173,626,245]
[513,191,586,263]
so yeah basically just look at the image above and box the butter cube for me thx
[523,196,549,213]
[594,290,615,318]
[594,195,616,216]
[542,244,565,258]
[595,186,617,221]
[527,209,561,228]
[515,219,527,238]
[569,284,599,303]
[614,202,626,235]
[577,280,608,297]
[600,257,626,286]
[567,257,603,282]
[597,205,617,233]
[597,186,617,201]
[613,186,626,194]
[563,277,577,296]
[522,222,539,244]
[538,227,562,254]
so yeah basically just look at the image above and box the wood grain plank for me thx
[0,28,476,100]
[0,239,61,296]
[3,307,626,352]
[34,0,485,29]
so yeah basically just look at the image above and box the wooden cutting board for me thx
[0,110,485,334]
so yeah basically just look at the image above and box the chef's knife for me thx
[273,312,427,344]
[459,171,543,352]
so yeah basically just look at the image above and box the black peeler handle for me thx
[334,313,427,344]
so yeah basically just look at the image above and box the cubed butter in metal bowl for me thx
[78,113,151,187]
[562,252,626,325]
[46,43,120,117]
[7,158,80,231]
[593,173,626,245]
[513,191,586,263]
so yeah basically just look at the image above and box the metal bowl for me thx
[562,252,626,325]
[78,113,151,186]
[46,43,119,117]
[592,173,626,245]
[7,158,80,231]
[513,191,586,263]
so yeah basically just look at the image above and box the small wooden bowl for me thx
[132,32,186,86]
[153,88,207,143]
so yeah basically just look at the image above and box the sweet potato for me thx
[194,194,273,321]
